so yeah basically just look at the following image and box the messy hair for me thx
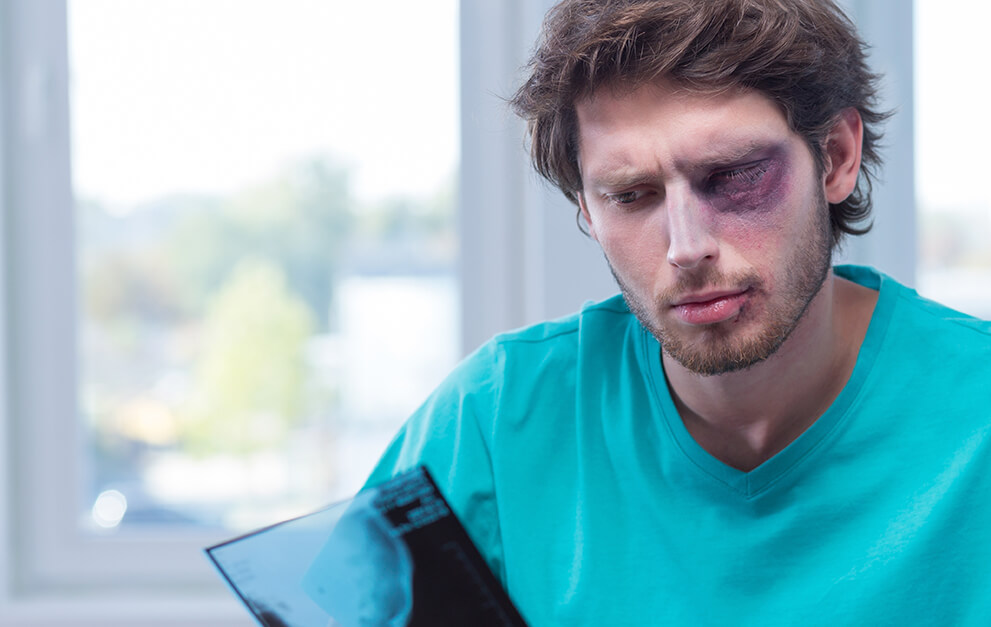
[510,0,889,244]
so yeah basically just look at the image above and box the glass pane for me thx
[70,0,460,532]
[915,0,991,318]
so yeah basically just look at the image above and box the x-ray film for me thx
[205,466,528,627]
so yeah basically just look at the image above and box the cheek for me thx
[718,216,783,254]
[597,220,668,281]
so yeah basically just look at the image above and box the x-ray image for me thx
[206,467,528,627]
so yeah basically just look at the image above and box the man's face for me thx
[576,80,832,376]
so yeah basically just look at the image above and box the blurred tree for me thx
[166,158,354,330]
[81,157,456,457]
[180,259,315,455]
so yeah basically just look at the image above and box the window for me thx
[914,0,991,318]
[3,1,477,624]
[70,0,460,534]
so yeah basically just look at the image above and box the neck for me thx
[662,271,877,471]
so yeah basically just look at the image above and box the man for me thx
[366,0,991,624]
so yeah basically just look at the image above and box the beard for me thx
[611,194,833,377]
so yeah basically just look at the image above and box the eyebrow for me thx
[585,167,657,190]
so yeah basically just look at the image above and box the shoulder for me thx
[892,288,991,342]
[884,276,991,350]
[461,293,634,374]
[837,264,991,348]
[489,293,632,347]
[400,293,639,441]
[838,267,991,408]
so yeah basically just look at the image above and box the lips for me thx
[673,289,748,307]
[671,288,750,325]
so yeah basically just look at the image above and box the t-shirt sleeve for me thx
[362,340,506,581]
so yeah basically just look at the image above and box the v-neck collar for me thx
[641,265,897,498]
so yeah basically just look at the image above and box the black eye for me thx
[709,162,769,191]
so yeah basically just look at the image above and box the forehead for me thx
[575,80,802,179]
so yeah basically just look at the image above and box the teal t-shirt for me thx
[366,265,991,626]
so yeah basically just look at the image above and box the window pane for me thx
[915,0,991,318]
[70,0,459,532]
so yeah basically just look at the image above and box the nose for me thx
[665,191,718,269]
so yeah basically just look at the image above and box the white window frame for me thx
[0,0,914,624]
[0,1,247,624]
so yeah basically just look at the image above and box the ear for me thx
[577,191,599,242]
[822,108,863,204]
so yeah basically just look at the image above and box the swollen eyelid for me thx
[713,162,769,186]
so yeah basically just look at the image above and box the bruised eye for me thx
[708,162,769,192]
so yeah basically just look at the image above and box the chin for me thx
[655,300,800,376]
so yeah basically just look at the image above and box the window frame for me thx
[833,0,917,286]
[0,0,915,624]
[0,1,246,623]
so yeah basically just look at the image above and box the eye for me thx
[604,189,651,208]
[708,161,769,192]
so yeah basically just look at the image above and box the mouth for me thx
[671,288,751,326]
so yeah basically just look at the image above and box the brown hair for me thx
[510,0,889,244]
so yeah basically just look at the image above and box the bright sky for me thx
[68,0,459,212]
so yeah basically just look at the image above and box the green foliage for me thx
[165,158,354,329]
[179,259,315,455]
[79,156,457,462]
